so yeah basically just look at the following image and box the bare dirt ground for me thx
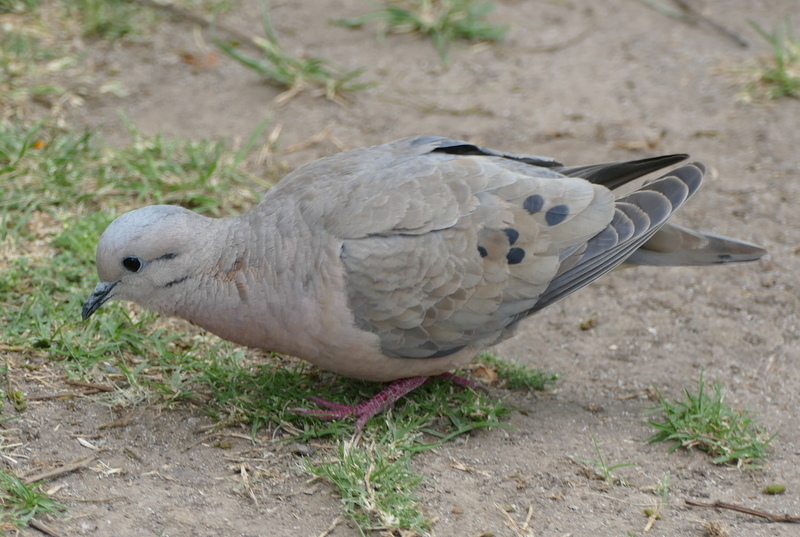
[6,0,800,535]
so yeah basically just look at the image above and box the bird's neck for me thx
[173,206,340,357]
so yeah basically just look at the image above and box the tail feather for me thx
[531,164,706,312]
[623,223,766,266]
[558,154,690,189]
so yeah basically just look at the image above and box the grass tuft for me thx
[305,443,428,535]
[648,374,774,467]
[334,0,508,63]
[0,471,66,529]
[477,352,559,390]
[741,18,800,100]
[216,0,372,104]
[571,432,636,485]
[68,0,145,40]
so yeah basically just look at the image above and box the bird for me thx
[82,136,765,430]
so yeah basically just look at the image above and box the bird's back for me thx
[264,137,762,361]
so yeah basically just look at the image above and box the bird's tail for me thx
[623,222,766,266]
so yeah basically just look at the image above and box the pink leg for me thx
[438,372,489,392]
[295,376,430,431]
[294,372,488,431]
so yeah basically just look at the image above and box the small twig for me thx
[672,0,748,47]
[281,124,340,154]
[637,0,748,48]
[27,392,84,401]
[22,457,98,484]
[64,380,115,392]
[316,516,343,537]
[636,0,688,20]
[98,412,135,430]
[142,470,179,482]
[182,433,219,452]
[28,518,66,537]
[495,503,534,537]
[520,12,595,53]
[685,499,800,523]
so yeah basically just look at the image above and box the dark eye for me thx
[122,256,143,273]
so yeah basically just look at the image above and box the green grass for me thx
[0,471,66,530]
[571,432,636,486]
[743,18,800,100]
[0,0,41,14]
[477,351,560,390]
[0,24,67,110]
[334,0,508,63]
[68,0,145,40]
[0,0,150,115]
[305,443,427,535]
[216,0,372,104]
[648,374,774,467]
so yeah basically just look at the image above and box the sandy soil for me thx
[6,1,800,536]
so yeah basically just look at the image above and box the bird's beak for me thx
[82,281,117,320]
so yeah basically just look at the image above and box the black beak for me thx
[82,281,117,320]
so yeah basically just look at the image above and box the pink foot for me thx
[294,372,486,431]
[295,376,430,431]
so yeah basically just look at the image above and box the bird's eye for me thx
[122,256,143,273]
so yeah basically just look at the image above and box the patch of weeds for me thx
[199,361,511,533]
[304,443,428,535]
[0,0,41,14]
[741,18,800,100]
[572,431,636,485]
[0,471,66,529]
[477,351,559,390]
[67,0,151,41]
[197,359,511,441]
[0,27,66,108]
[111,116,269,215]
[334,0,508,63]
[647,374,774,467]
[641,472,670,529]
[0,119,266,226]
[215,0,372,104]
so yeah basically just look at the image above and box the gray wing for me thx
[329,139,616,358]
[284,137,761,359]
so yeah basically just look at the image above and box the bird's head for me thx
[82,205,210,320]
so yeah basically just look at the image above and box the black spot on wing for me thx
[504,228,520,245]
[523,194,544,214]
[545,204,569,226]
[478,245,488,258]
[507,248,526,265]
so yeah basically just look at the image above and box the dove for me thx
[82,136,765,430]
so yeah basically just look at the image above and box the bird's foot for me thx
[438,372,489,392]
[295,372,487,432]
[296,376,430,432]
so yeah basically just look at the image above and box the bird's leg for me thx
[438,372,489,392]
[298,376,431,431]
[296,372,489,431]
